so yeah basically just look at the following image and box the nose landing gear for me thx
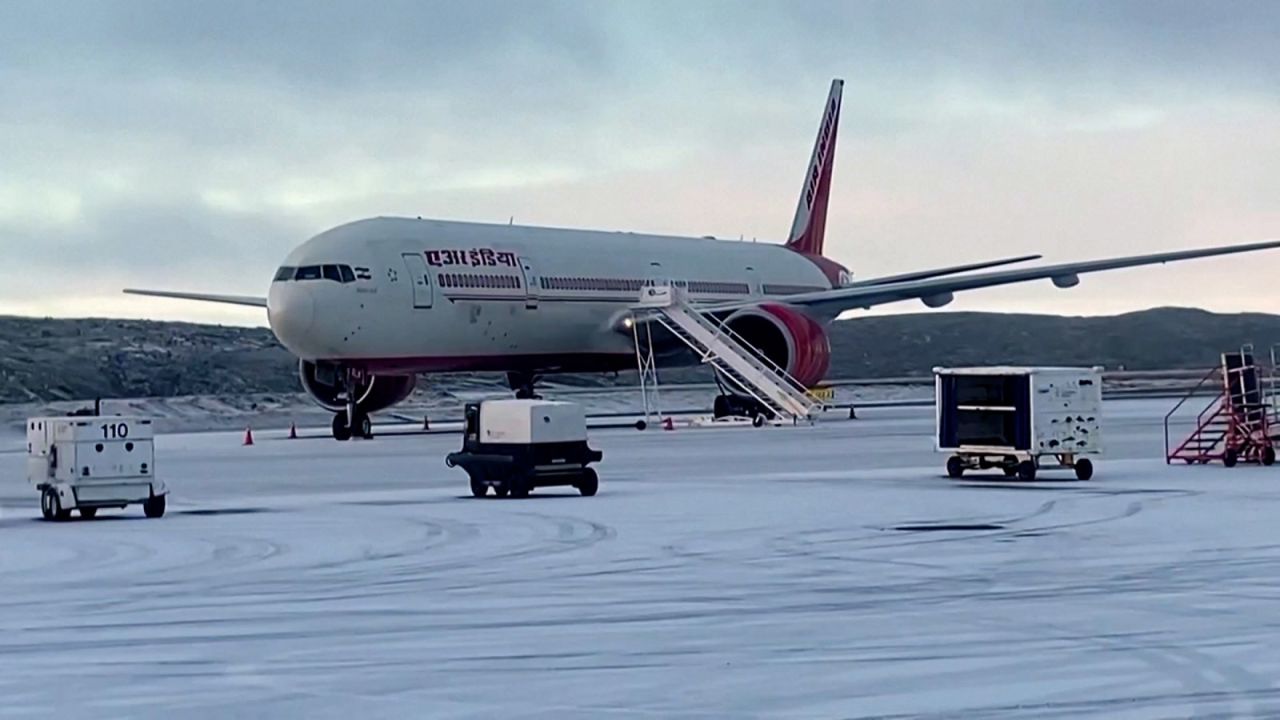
[331,409,372,441]
[331,367,374,441]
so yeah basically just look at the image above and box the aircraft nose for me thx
[268,284,315,354]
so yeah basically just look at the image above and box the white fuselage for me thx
[267,217,839,375]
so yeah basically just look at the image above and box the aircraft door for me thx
[519,257,540,309]
[745,265,761,296]
[401,252,434,309]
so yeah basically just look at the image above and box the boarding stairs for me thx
[631,282,822,425]
[1164,345,1278,467]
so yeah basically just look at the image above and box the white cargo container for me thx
[446,399,603,498]
[27,415,167,521]
[934,366,1103,481]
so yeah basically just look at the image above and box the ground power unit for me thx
[935,366,1103,481]
[446,399,602,498]
[27,415,167,520]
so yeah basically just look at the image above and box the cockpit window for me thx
[295,265,323,281]
[287,264,357,283]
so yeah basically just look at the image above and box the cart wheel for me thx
[508,472,531,499]
[577,468,599,497]
[635,420,647,431]
[40,487,56,521]
[358,413,373,440]
[143,494,166,519]
[946,456,965,479]
[1224,449,1238,468]
[1074,458,1094,481]
[1263,447,1276,467]
[1002,465,1018,477]
[1016,460,1037,481]
[752,415,765,428]
[469,476,488,498]
[44,488,71,522]
[80,507,98,519]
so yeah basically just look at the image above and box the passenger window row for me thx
[440,273,521,290]
[273,265,357,284]
[539,277,750,295]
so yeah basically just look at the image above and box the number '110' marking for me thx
[101,423,129,439]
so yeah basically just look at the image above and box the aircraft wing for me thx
[844,254,1041,288]
[759,240,1280,317]
[123,288,268,308]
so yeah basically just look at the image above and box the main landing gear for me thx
[331,367,374,441]
[507,371,543,400]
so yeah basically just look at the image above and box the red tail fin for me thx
[786,79,843,257]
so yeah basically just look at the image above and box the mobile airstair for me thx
[1164,344,1278,467]
[631,282,823,427]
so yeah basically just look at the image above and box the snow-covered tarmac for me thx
[2,399,1279,719]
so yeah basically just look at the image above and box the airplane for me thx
[127,78,1280,440]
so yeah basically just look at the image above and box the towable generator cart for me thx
[935,366,1103,481]
[27,415,167,521]
[446,400,602,498]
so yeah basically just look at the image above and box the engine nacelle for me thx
[721,304,831,388]
[298,360,417,414]
[1052,273,1080,289]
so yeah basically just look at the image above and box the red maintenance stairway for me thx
[1164,344,1279,467]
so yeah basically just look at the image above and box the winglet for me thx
[786,78,843,257]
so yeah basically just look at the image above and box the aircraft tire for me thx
[332,414,352,441]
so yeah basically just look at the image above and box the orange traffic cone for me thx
[288,422,297,439]
[243,427,254,446]
[662,417,675,431]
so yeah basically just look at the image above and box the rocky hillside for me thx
[1,307,1277,403]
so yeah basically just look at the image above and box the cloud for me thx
[0,0,1278,327]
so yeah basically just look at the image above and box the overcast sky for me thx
[1,0,1277,326]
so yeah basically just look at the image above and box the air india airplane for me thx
[128,79,1280,440]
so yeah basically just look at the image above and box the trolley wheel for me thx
[1016,460,1037,481]
[469,476,488,498]
[40,487,56,521]
[946,456,965,479]
[752,415,765,428]
[44,488,71,522]
[143,494,166,519]
[635,420,647,431]
[577,468,599,497]
[1074,458,1094,481]
[510,477,531,499]
[1224,449,1239,468]
[79,507,98,519]
[1263,446,1276,467]
[1002,465,1018,477]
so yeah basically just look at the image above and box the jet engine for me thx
[720,303,831,388]
[298,360,417,414]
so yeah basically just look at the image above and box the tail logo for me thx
[804,96,840,210]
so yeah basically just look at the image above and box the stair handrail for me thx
[695,312,819,406]
[654,305,819,413]
[650,314,798,419]
[1163,366,1222,461]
